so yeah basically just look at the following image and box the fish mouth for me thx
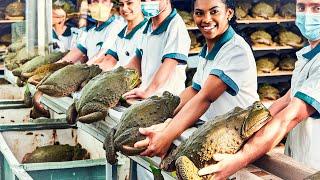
[241,112,271,139]
[121,145,146,156]
[130,76,141,89]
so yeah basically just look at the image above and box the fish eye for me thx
[255,104,262,109]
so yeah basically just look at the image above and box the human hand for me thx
[134,119,173,158]
[86,58,96,65]
[134,119,172,148]
[198,153,247,180]
[56,59,64,63]
[93,56,105,64]
[123,87,148,99]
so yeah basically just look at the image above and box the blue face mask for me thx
[141,1,161,18]
[295,12,320,41]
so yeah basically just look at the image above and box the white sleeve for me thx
[294,62,320,116]
[76,28,88,54]
[161,20,190,64]
[101,20,125,51]
[191,70,201,91]
[191,59,202,91]
[105,37,119,61]
[209,46,253,96]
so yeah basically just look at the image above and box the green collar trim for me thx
[96,42,103,49]
[143,9,177,35]
[95,16,115,32]
[62,26,72,36]
[52,26,72,40]
[303,44,320,61]
[52,30,58,40]
[118,18,148,39]
[199,26,235,60]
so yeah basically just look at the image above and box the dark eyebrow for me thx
[209,6,219,11]
[194,6,219,11]
[310,3,320,6]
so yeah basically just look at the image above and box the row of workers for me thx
[52,0,320,179]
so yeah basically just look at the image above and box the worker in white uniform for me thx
[133,0,259,163]
[92,0,148,71]
[122,0,191,99]
[118,0,190,179]
[59,0,125,64]
[52,6,83,52]
[193,0,320,179]
[34,0,124,118]
[33,5,84,117]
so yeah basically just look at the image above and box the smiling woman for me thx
[92,0,148,71]
[195,0,320,179]
[57,0,125,64]
[133,0,260,175]
[192,0,236,50]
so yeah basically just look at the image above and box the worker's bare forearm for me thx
[60,48,85,63]
[239,97,316,165]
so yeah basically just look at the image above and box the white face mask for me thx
[89,2,113,22]
[141,1,160,17]
[296,12,320,41]
[141,1,167,18]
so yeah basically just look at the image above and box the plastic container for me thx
[0,128,106,180]
[0,105,72,131]
[0,107,30,123]
[0,84,24,100]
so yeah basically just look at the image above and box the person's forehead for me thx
[297,0,320,4]
[91,0,111,3]
[194,0,225,9]
[119,0,133,3]
[141,0,158,2]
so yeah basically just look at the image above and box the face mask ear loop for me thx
[158,0,168,15]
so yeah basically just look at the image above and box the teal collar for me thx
[143,9,177,35]
[96,42,103,49]
[52,26,72,40]
[118,18,148,39]
[62,26,72,36]
[199,26,235,60]
[303,44,320,60]
[52,30,58,40]
[95,16,115,32]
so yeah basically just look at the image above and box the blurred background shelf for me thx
[237,18,295,24]
[189,49,201,55]
[258,70,293,77]
[0,19,24,24]
[190,46,299,54]
[252,45,296,51]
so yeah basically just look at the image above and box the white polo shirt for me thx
[192,26,259,122]
[285,44,320,170]
[52,26,83,52]
[71,27,88,50]
[76,15,125,60]
[106,18,148,66]
[135,9,191,96]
